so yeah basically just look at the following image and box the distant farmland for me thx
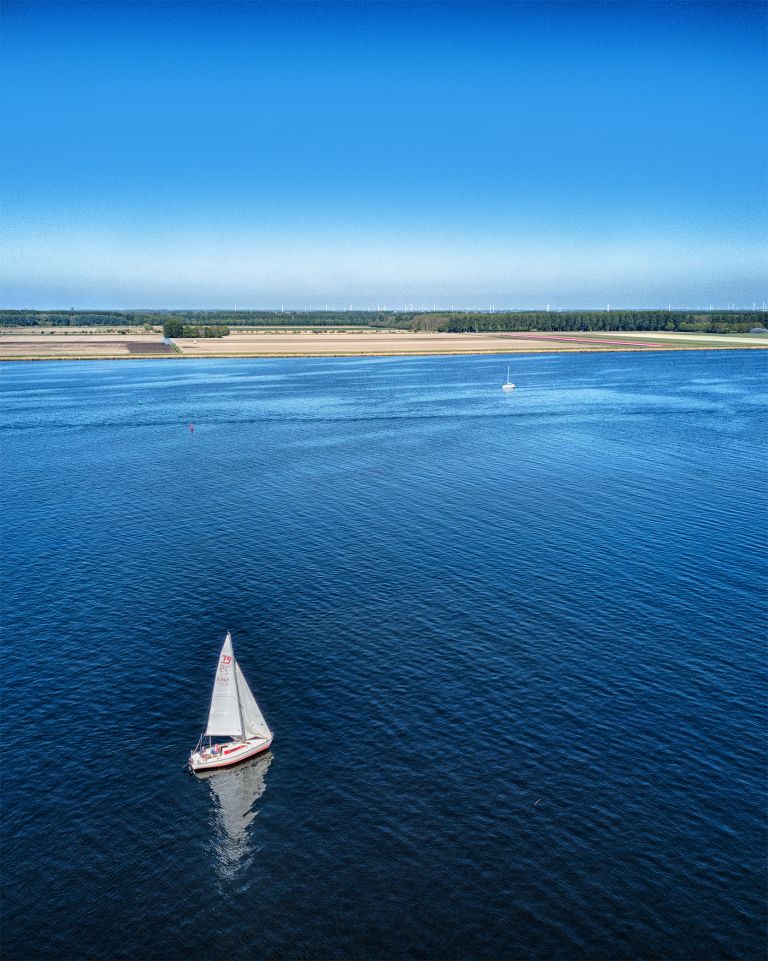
[1,327,766,361]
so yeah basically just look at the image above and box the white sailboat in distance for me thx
[502,365,516,391]
[189,632,273,772]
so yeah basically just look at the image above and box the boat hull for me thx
[189,735,273,773]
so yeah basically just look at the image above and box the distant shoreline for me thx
[1,328,766,362]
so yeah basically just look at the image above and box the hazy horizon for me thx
[4,304,767,314]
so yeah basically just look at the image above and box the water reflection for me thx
[197,753,273,878]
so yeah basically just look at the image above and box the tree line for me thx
[0,310,404,329]
[2,308,766,335]
[409,311,766,335]
[162,320,229,338]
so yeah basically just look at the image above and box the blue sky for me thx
[1,1,765,309]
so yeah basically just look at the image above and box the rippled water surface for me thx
[2,350,766,960]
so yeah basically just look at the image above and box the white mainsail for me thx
[205,633,244,738]
[235,661,272,740]
[204,632,270,741]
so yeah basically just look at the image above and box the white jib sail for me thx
[235,661,272,740]
[205,633,244,739]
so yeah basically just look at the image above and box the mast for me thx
[232,652,246,741]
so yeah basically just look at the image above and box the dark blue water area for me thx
[1,349,766,961]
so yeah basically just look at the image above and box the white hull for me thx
[190,734,273,772]
[502,383,515,391]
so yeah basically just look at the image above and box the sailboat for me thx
[502,365,516,391]
[189,632,273,772]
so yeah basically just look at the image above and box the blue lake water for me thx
[1,349,766,960]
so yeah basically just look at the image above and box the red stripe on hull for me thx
[193,743,270,771]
